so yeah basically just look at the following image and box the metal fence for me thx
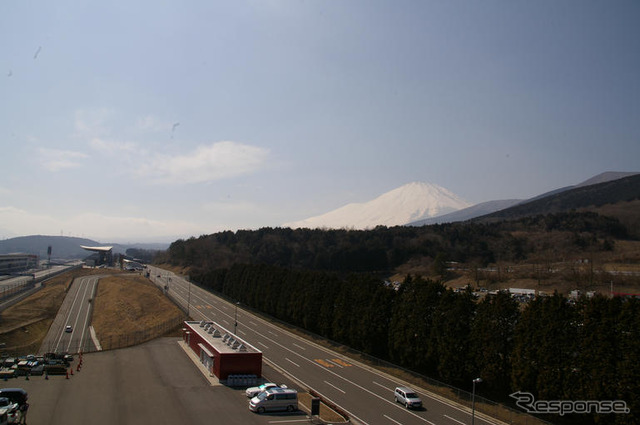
[34,315,186,355]
[97,315,186,352]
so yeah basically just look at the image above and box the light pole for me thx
[234,302,239,334]
[471,377,482,425]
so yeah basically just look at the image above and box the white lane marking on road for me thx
[258,341,269,349]
[324,380,346,394]
[292,343,306,350]
[444,414,466,425]
[384,414,404,425]
[89,326,102,351]
[373,381,393,392]
[285,358,300,367]
[326,359,344,368]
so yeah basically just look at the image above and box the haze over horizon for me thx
[1,1,638,243]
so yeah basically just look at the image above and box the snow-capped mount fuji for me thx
[284,182,472,230]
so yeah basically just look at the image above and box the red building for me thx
[182,321,262,381]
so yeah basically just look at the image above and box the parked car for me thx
[394,386,422,409]
[249,388,298,413]
[44,364,68,375]
[245,382,279,398]
[2,359,16,368]
[29,364,44,376]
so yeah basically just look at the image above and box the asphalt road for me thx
[6,338,317,425]
[39,275,99,355]
[148,266,505,425]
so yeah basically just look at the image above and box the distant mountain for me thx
[576,171,639,187]
[408,171,639,226]
[523,172,639,203]
[284,182,472,230]
[475,173,640,222]
[407,199,523,226]
[0,235,169,259]
[0,235,101,259]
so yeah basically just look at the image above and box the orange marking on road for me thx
[315,359,334,368]
[332,358,352,367]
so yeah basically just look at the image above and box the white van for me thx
[249,388,298,414]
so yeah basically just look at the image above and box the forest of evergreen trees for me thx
[159,211,638,424]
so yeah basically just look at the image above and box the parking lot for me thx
[1,338,322,425]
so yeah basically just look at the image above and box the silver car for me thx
[394,386,423,409]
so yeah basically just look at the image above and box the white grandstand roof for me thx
[80,245,113,252]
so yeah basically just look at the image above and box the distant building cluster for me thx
[0,253,38,275]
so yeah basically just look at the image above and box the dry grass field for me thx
[91,273,184,343]
[0,268,183,355]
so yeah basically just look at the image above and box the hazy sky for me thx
[1,1,638,243]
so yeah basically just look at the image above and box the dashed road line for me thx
[324,380,346,394]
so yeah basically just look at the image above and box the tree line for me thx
[189,265,638,424]
[162,211,628,277]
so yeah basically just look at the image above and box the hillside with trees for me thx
[161,209,637,294]
[478,174,640,227]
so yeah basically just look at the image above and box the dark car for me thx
[0,388,28,406]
